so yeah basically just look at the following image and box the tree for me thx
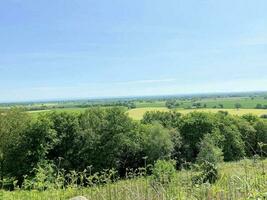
[141,123,173,165]
[196,134,223,165]
[165,99,178,109]
[219,123,245,161]
[142,111,181,128]
[179,112,217,162]
[46,112,81,170]
[78,107,141,175]
[255,104,262,109]
[0,108,31,186]
[11,116,58,183]
[253,120,267,155]
[192,102,202,108]
[235,103,242,109]
[235,119,257,157]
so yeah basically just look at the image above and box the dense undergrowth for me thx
[1,159,266,200]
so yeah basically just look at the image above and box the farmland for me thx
[127,107,267,120]
[24,96,267,121]
[2,92,267,121]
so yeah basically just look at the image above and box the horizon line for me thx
[0,90,266,105]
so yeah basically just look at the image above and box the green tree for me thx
[196,134,224,165]
[142,111,181,128]
[46,112,80,170]
[219,123,245,161]
[78,107,141,174]
[165,99,177,109]
[179,112,217,162]
[141,123,173,164]
[256,104,262,109]
[235,103,242,109]
[235,118,257,157]
[0,108,31,185]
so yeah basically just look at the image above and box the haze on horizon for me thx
[1,0,267,102]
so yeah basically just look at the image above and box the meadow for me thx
[1,159,266,200]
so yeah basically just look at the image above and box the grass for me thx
[135,101,166,108]
[126,107,267,120]
[1,159,266,200]
[135,96,267,109]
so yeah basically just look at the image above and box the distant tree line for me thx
[0,108,266,189]
[73,101,136,109]
[255,104,267,109]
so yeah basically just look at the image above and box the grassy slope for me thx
[2,159,266,200]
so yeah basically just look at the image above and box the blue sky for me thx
[0,0,267,102]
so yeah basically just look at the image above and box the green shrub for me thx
[192,161,219,184]
[151,160,176,186]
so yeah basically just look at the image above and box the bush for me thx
[192,161,219,184]
[151,160,176,186]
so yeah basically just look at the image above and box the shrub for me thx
[192,161,219,184]
[151,160,176,186]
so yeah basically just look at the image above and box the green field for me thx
[127,107,267,120]
[135,100,166,108]
[136,96,267,109]
[185,96,267,109]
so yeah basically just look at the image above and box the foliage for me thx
[0,107,267,192]
[179,112,217,163]
[196,134,224,165]
[141,110,181,128]
[192,161,219,184]
[165,99,179,109]
[140,123,174,164]
[150,160,176,186]
[2,159,267,200]
[235,103,242,109]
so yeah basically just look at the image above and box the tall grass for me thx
[1,158,266,200]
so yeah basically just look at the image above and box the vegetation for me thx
[0,93,267,199]
[128,108,267,120]
[1,159,266,199]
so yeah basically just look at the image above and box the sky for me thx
[0,0,267,102]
